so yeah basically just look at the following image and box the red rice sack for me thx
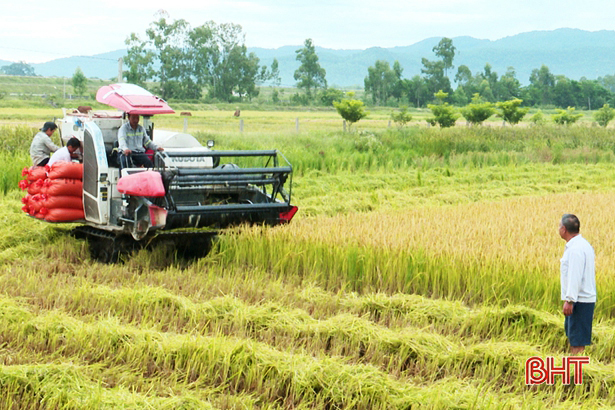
[22,166,47,182]
[43,179,83,197]
[21,194,31,214]
[47,162,83,180]
[40,208,85,222]
[43,195,83,210]
[19,180,30,191]
[28,194,45,214]
[27,179,45,195]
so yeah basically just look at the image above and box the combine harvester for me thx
[32,83,297,262]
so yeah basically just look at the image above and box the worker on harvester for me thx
[117,113,163,168]
[30,121,60,167]
[48,137,82,166]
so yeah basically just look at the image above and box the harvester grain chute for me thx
[28,83,297,262]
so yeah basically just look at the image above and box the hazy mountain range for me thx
[2,28,614,88]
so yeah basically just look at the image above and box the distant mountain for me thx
[7,28,615,87]
[28,50,126,80]
[253,28,615,87]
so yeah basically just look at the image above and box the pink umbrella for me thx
[96,83,175,115]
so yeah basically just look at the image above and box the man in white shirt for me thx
[48,137,81,166]
[559,214,596,354]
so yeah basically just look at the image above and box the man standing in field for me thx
[29,121,60,166]
[558,214,596,354]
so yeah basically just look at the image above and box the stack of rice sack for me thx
[20,162,84,222]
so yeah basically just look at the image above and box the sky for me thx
[2,0,615,63]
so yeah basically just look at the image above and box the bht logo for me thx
[525,356,590,385]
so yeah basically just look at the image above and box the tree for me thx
[209,22,266,101]
[333,92,367,131]
[319,88,344,106]
[477,79,495,102]
[268,58,282,103]
[427,90,458,128]
[71,67,87,97]
[391,105,413,127]
[232,51,263,101]
[125,14,268,102]
[594,103,615,127]
[529,65,555,106]
[451,86,469,106]
[433,38,456,77]
[453,65,474,105]
[455,65,473,87]
[419,38,455,102]
[269,58,281,88]
[597,74,615,93]
[579,79,611,110]
[390,61,405,102]
[552,76,580,108]
[0,61,35,76]
[453,64,521,105]
[496,98,529,125]
[479,64,498,98]
[497,67,522,101]
[364,60,397,105]
[144,14,198,100]
[123,33,155,86]
[421,58,451,98]
[294,39,327,101]
[460,93,496,125]
[406,75,429,108]
[552,107,583,126]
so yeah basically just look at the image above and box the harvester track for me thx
[71,226,217,263]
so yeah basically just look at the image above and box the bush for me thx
[460,94,496,125]
[319,89,345,106]
[496,99,529,125]
[427,90,459,128]
[594,104,615,127]
[552,107,583,126]
[291,93,310,106]
[390,106,413,127]
[529,110,547,126]
[333,92,368,131]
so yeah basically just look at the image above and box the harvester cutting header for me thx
[21,83,297,262]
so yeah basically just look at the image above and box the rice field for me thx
[1,117,615,408]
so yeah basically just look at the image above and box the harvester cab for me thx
[50,83,297,262]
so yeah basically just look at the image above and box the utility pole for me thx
[118,58,123,83]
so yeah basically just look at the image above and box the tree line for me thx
[363,38,615,110]
[4,15,615,110]
[123,13,331,104]
[123,14,614,110]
